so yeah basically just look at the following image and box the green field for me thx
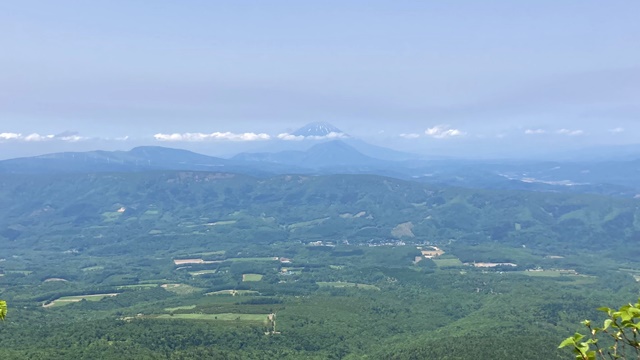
[101,211,122,222]
[317,282,380,290]
[191,250,226,256]
[515,270,597,284]
[520,270,566,277]
[116,284,158,290]
[288,217,330,229]
[81,266,104,272]
[207,220,237,226]
[242,273,264,281]
[45,293,119,308]
[229,257,278,262]
[161,284,203,295]
[164,305,197,312]
[5,270,33,275]
[189,270,217,276]
[155,313,270,323]
[432,258,464,268]
[205,290,259,296]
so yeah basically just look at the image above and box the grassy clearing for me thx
[101,211,122,222]
[139,279,170,284]
[206,220,237,226]
[192,250,226,256]
[515,271,597,284]
[161,283,203,295]
[242,274,264,282]
[433,258,464,268]
[165,305,197,312]
[317,282,380,290]
[206,290,259,296]
[288,217,330,230]
[5,270,33,275]
[155,313,270,322]
[520,270,564,277]
[230,257,278,262]
[116,284,158,290]
[189,270,217,276]
[81,266,104,272]
[45,293,119,308]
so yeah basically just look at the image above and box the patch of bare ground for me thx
[391,222,415,238]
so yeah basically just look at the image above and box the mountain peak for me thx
[292,122,346,137]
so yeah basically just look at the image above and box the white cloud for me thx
[56,135,85,142]
[0,131,90,142]
[609,127,625,134]
[399,133,421,139]
[277,133,305,141]
[24,133,55,141]
[0,132,22,140]
[556,129,584,136]
[53,131,87,142]
[276,132,348,141]
[153,132,271,142]
[524,129,546,135]
[424,125,465,139]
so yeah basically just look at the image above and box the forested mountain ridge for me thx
[2,171,639,258]
[3,144,640,199]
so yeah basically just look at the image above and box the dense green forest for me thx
[1,172,639,359]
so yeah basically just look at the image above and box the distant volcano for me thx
[292,122,347,137]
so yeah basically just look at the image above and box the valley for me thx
[1,171,639,359]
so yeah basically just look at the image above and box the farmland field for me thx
[242,273,264,281]
[164,305,197,312]
[161,283,203,294]
[432,257,464,268]
[205,290,260,296]
[44,293,119,308]
[154,313,270,323]
[317,282,380,290]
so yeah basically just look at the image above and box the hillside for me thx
[1,171,640,359]
[2,171,639,259]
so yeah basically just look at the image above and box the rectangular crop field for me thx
[155,313,270,323]
[317,282,379,290]
[432,258,464,268]
[242,274,264,281]
[206,290,259,296]
[45,293,119,308]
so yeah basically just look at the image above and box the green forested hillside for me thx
[1,171,639,253]
[0,172,639,359]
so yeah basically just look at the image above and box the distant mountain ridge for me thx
[2,121,640,198]
[233,140,385,168]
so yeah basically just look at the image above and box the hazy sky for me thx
[1,1,639,159]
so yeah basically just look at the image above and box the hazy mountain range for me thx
[1,122,639,198]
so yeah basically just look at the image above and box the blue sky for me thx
[1,1,639,159]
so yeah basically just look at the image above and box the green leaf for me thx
[0,300,6,321]
[559,337,577,349]
[603,319,613,330]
